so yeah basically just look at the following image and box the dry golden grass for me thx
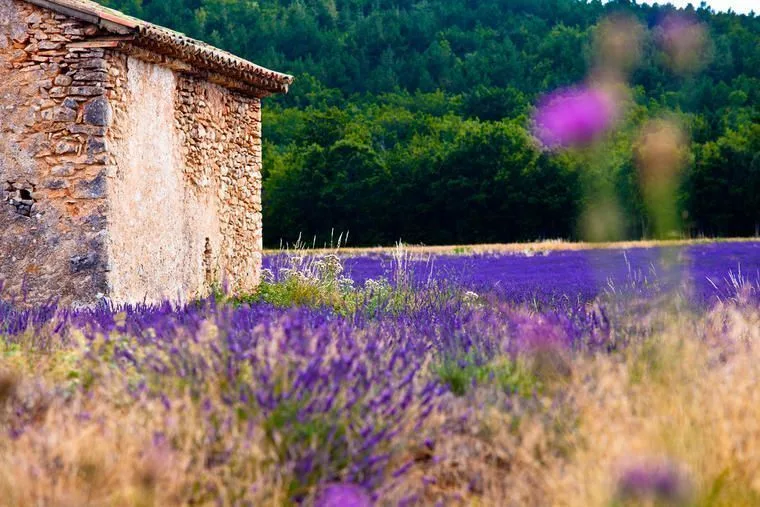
[385,304,760,506]
[2,303,760,505]
[0,367,294,506]
[549,304,760,507]
[266,237,760,257]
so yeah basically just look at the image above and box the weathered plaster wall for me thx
[106,53,263,303]
[0,0,110,306]
[106,55,221,303]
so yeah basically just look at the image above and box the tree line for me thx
[100,0,760,245]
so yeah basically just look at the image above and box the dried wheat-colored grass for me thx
[270,237,759,257]
[385,305,760,506]
[3,304,760,505]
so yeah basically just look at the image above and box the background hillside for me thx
[100,0,760,246]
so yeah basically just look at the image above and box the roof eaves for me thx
[23,0,293,95]
[25,0,135,33]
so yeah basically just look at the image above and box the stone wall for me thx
[175,76,263,296]
[0,0,110,306]
[0,0,265,305]
[105,52,263,303]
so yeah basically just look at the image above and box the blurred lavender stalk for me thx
[531,85,617,150]
[655,13,710,75]
[315,483,373,507]
[617,458,692,504]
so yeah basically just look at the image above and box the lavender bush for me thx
[0,241,759,505]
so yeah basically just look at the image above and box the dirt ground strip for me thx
[265,237,760,257]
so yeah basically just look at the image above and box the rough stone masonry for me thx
[0,0,292,306]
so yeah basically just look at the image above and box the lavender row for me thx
[262,241,760,306]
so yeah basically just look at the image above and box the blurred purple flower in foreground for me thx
[617,458,691,503]
[532,85,617,149]
[655,13,709,75]
[315,483,373,507]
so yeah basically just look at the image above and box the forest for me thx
[99,0,760,246]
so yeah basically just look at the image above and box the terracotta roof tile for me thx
[25,0,293,95]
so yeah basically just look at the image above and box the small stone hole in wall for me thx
[4,182,36,218]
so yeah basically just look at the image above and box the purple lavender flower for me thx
[315,483,373,507]
[531,85,617,149]
[617,459,691,503]
[1,241,759,504]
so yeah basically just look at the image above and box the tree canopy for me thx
[100,0,760,245]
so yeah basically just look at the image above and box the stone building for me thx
[0,0,292,305]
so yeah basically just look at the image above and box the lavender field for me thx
[266,240,760,307]
[1,241,760,506]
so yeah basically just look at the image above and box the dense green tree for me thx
[98,0,759,246]
[688,123,760,236]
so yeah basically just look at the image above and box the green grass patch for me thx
[434,354,540,397]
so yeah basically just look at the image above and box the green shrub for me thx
[434,354,540,397]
